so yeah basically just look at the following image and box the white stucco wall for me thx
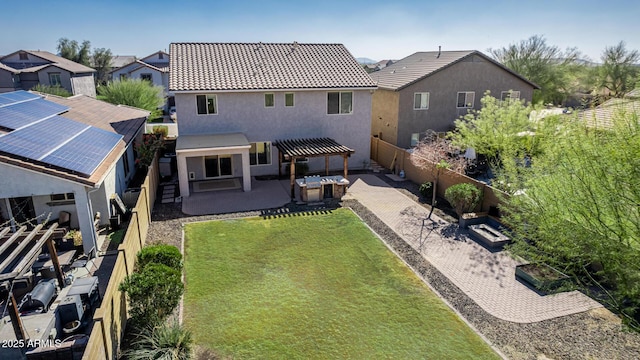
[175,89,372,175]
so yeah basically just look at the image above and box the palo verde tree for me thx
[502,108,640,329]
[98,78,164,119]
[595,41,640,98]
[489,35,585,105]
[410,130,466,219]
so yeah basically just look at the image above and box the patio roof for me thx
[176,133,250,151]
[273,137,354,160]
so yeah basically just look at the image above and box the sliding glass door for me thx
[204,155,232,178]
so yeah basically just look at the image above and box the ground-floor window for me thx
[204,155,232,178]
[250,142,271,166]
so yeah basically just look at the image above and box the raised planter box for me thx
[515,263,572,293]
[468,223,511,249]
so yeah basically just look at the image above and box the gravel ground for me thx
[146,175,640,360]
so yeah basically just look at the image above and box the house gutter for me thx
[171,86,377,94]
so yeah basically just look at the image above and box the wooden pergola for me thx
[0,224,66,340]
[273,137,355,199]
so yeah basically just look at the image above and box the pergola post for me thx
[343,155,348,179]
[290,158,296,199]
[325,155,329,175]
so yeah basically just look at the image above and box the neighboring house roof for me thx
[169,42,377,91]
[0,91,147,186]
[109,58,169,75]
[0,63,18,73]
[578,92,640,130]
[140,50,169,62]
[0,50,96,74]
[370,50,539,91]
[111,55,137,69]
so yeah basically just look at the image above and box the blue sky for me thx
[2,0,638,62]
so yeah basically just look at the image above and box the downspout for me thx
[86,185,101,259]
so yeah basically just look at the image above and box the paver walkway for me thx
[344,174,602,323]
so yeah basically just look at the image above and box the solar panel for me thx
[0,116,89,160]
[41,126,122,176]
[0,91,41,107]
[0,98,69,130]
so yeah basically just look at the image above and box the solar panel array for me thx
[0,91,123,177]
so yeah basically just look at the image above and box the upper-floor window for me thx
[196,94,217,115]
[158,53,164,59]
[285,93,294,107]
[19,52,28,60]
[264,93,274,107]
[250,142,272,166]
[457,91,475,108]
[141,73,152,82]
[48,73,62,86]
[501,90,520,101]
[414,92,429,110]
[327,91,353,114]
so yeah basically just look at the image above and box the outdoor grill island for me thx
[296,175,350,202]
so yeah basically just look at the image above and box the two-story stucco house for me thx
[110,51,170,97]
[0,50,96,97]
[170,42,377,198]
[0,91,148,255]
[370,50,539,148]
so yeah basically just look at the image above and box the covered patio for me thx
[273,138,355,199]
[176,133,252,198]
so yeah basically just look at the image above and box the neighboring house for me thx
[170,42,377,198]
[365,59,395,73]
[0,90,148,255]
[0,50,96,97]
[110,51,170,98]
[370,50,539,148]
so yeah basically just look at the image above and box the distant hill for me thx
[356,57,377,65]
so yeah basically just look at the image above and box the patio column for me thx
[177,152,189,197]
[241,149,251,192]
[343,155,348,179]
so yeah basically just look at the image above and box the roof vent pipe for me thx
[437,46,441,58]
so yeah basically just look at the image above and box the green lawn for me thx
[183,208,499,359]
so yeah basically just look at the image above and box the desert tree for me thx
[503,108,640,329]
[489,35,584,105]
[92,47,113,85]
[410,130,467,219]
[595,41,640,98]
[57,38,92,66]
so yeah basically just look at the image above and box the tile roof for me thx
[170,42,377,91]
[0,93,147,187]
[45,94,149,144]
[1,50,96,74]
[370,50,539,91]
[578,95,640,130]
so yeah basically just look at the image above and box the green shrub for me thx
[119,263,183,328]
[444,183,482,217]
[31,84,72,97]
[124,321,193,360]
[418,181,433,198]
[136,244,182,272]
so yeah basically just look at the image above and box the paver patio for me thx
[343,174,602,323]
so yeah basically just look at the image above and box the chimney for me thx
[437,46,441,58]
